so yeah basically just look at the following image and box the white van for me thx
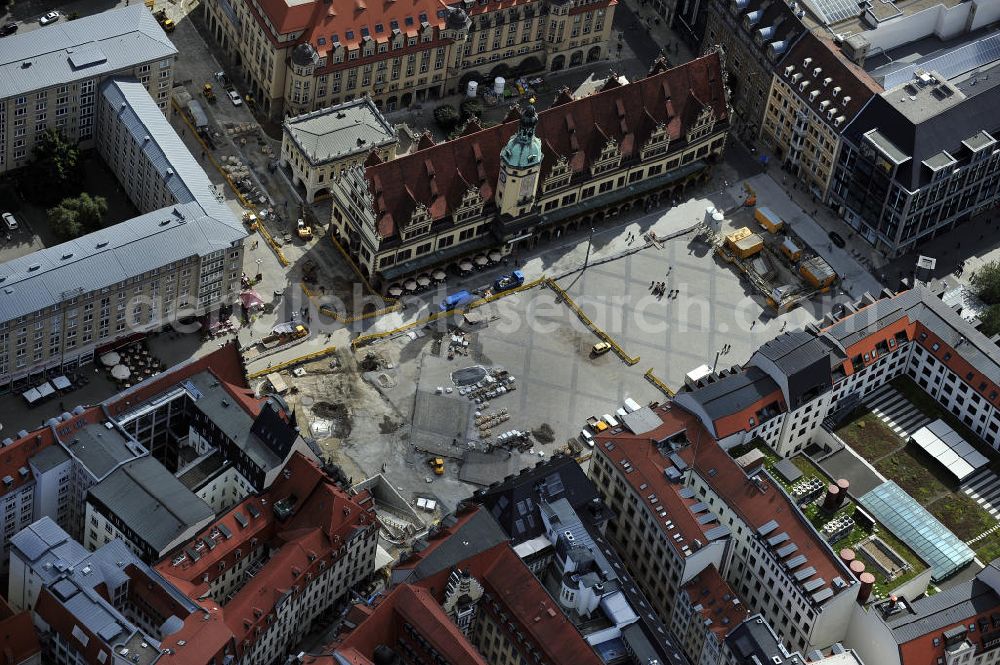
[602,413,619,428]
[623,397,642,413]
[579,429,595,447]
[2,212,18,231]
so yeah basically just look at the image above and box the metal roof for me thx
[0,6,176,100]
[88,457,214,553]
[57,422,144,481]
[0,201,244,324]
[888,569,1000,644]
[283,97,396,165]
[680,366,780,421]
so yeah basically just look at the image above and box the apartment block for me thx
[202,0,614,119]
[329,53,728,291]
[474,455,689,663]
[0,6,176,173]
[316,504,603,665]
[761,32,876,200]
[671,564,748,665]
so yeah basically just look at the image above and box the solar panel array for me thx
[804,0,865,26]
[883,31,1000,90]
[910,419,988,481]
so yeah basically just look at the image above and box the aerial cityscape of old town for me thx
[0,0,998,662]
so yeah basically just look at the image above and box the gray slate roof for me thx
[0,201,244,324]
[0,5,176,100]
[101,78,243,228]
[58,422,145,481]
[88,457,214,554]
[888,573,1000,644]
[391,508,508,585]
[680,366,779,421]
[283,97,396,165]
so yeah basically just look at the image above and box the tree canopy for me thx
[23,130,82,204]
[972,261,1000,305]
[48,193,108,241]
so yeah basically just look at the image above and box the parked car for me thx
[227,90,243,106]
[2,212,18,231]
[0,22,18,36]
[828,231,845,248]
[591,341,612,356]
[39,11,59,25]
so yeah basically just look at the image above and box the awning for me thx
[22,388,41,404]
[51,375,71,390]
[100,352,120,367]
[240,290,264,309]
[36,382,55,398]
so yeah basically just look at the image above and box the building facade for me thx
[281,97,397,202]
[0,6,176,173]
[761,32,876,200]
[329,53,729,291]
[700,0,802,146]
[201,0,614,119]
[0,72,246,392]
[828,75,1000,256]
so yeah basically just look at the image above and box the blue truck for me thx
[493,270,525,293]
[440,290,476,311]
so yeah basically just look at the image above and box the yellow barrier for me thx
[170,98,289,267]
[247,345,338,380]
[644,367,676,397]
[543,278,640,366]
[350,277,547,349]
[299,283,403,323]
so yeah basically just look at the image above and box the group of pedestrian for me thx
[650,281,678,300]
[720,344,732,355]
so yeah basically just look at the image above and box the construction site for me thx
[701,186,839,313]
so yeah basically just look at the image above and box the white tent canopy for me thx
[35,382,55,399]
[911,419,988,481]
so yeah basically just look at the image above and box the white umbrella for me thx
[416,275,431,287]
[474,255,488,266]
[432,269,447,281]
[459,260,473,272]
[403,279,418,291]
[111,365,131,380]
[488,250,502,262]
[387,285,403,297]
[100,352,120,367]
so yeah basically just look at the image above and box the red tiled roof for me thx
[596,405,723,555]
[367,52,727,239]
[334,585,489,665]
[155,452,375,660]
[678,435,848,603]
[1,418,58,496]
[681,564,748,639]
[0,597,40,665]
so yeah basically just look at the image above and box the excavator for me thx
[743,182,757,207]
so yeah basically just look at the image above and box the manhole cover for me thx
[300,395,314,407]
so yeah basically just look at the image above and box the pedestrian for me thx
[651,280,655,289]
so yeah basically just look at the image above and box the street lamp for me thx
[583,226,596,270]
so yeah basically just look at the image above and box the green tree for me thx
[460,97,483,121]
[47,193,108,240]
[979,304,1000,337]
[23,130,81,204]
[433,104,460,132]
[971,260,1000,305]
